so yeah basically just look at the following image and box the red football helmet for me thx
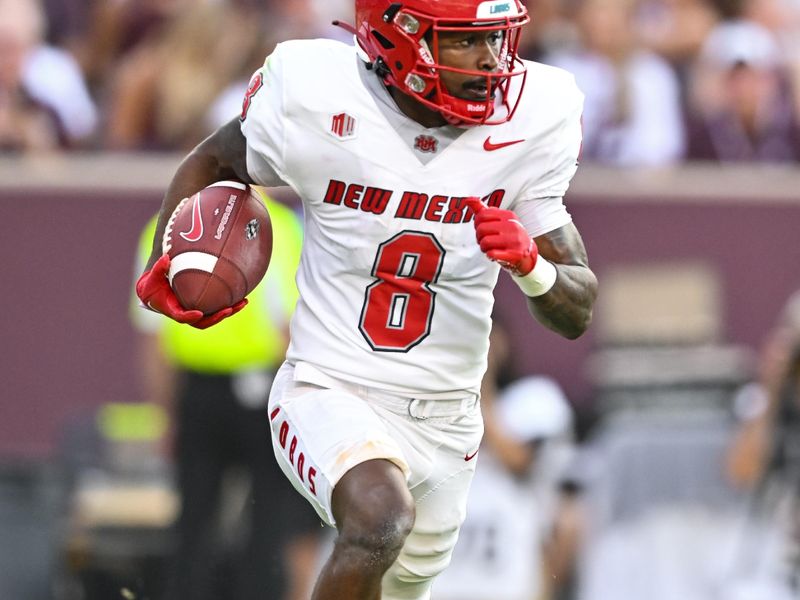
[337,0,530,126]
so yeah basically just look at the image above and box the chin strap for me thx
[332,21,369,57]
[331,19,357,36]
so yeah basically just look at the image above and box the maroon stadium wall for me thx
[1,158,798,458]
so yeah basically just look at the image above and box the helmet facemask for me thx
[417,16,529,125]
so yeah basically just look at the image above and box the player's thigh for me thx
[267,363,410,526]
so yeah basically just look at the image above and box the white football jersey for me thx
[241,39,583,395]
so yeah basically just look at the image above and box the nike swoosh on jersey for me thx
[483,137,525,151]
[179,194,204,242]
[464,449,479,462]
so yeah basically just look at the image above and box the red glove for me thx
[135,254,247,330]
[466,197,538,276]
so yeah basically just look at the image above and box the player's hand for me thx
[466,197,538,276]
[135,254,247,329]
[190,299,248,330]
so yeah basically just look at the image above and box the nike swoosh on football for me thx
[464,449,479,462]
[483,137,525,151]
[179,194,204,242]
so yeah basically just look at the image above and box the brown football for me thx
[162,181,272,315]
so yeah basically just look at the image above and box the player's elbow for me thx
[565,274,598,338]
[562,310,593,339]
[530,303,594,339]
[185,118,250,181]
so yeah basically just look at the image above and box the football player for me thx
[136,1,598,599]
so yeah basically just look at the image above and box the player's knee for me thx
[333,462,415,568]
[338,508,415,570]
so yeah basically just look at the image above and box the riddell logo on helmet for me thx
[418,46,434,65]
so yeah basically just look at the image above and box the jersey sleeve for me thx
[515,196,572,238]
[240,47,289,187]
[517,74,584,202]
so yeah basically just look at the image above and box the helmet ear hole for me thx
[373,30,395,49]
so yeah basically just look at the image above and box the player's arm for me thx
[468,199,597,339]
[527,223,597,339]
[145,118,253,270]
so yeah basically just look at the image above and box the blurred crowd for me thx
[2,2,798,600]
[4,0,800,164]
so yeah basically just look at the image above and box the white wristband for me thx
[511,257,558,297]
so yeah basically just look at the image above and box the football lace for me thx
[162,195,191,253]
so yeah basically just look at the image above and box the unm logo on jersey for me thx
[329,112,357,140]
[414,135,438,153]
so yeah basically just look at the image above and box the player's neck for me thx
[387,86,447,129]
